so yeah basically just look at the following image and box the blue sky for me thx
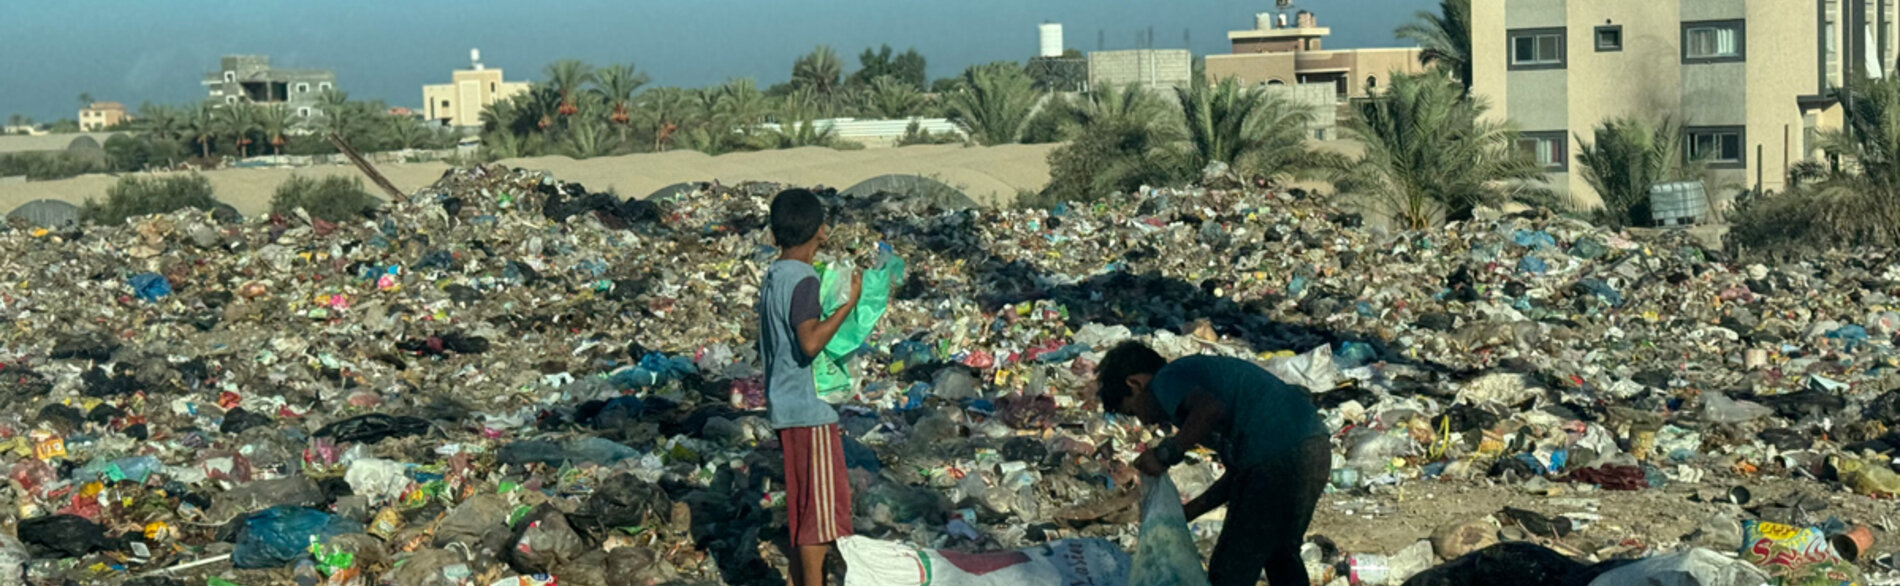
[0,0,1431,122]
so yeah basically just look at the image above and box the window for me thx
[297,83,309,93]
[441,100,450,108]
[1596,25,1623,51]
[225,96,238,104]
[224,71,235,83]
[1509,28,1565,70]
[298,107,311,117]
[490,82,497,92]
[318,82,332,91]
[1366,75,1378,91]
[1517,131,1568,171]
[1266,79,1286,86]
[1683,21,1745,62]
[1687,127,1745,167]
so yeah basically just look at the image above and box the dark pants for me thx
[1208,435,1331,586]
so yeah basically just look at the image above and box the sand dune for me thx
[0,143,1058,216]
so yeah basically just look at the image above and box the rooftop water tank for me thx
[1039,23,1064,58]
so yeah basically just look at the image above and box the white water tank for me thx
[1039,23,1064,57]
[1257,13,1275,30]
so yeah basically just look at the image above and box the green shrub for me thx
[271,175,382,222]
[0,151,112,180]
[82,174,220,225]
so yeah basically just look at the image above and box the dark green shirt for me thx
[1149,355,1327,470]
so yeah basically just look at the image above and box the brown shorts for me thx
[780,424,853,546]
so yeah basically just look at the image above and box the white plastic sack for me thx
[345,458,411,504]
[840,535,1131,586]
[1263,345,1337,392]
[1130,475,1210,586]
[1700,393,1773,424]
[1586,548,1771,586]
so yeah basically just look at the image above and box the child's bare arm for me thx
[796,273,862,358]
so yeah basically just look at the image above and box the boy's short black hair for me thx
[1096,340,1166,413]
[770,188,825,248]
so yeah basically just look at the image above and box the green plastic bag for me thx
[813,253,903,399]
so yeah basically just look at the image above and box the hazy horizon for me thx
[1,0,1431,122]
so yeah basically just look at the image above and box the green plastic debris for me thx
[813,252,904,398]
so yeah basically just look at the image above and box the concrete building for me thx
[1205,10,1424,102]
[202,55,336,119]
[78,102,127,131]
[1087,49,1193,91]
[423,50,531,128]
[1470,0,1892,208]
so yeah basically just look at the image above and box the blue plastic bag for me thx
[128,273,171,302]
[233,506,362,568]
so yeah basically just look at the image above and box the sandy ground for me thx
[0,143,1059,216]
[1307,476,1898,568]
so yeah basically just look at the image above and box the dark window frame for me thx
[1682,20,1747,64]
[1595,25,1623,52]
[1508,27,1568,70]
[1517,131,1569,171]
[1686,125,1747,169]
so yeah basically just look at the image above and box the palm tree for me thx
[1176,76,1331,180]
[387,116,431,150]
[78,93,94,108]
[944,62,1039,145]
[1340,72,1545,229]
[562,119,616,158]
[633,87,698,151]
[216,104,261,157]
[861,76,926,119]
[1576,118,1706,228]
[1045,83,1190,202]
[186,104,217,159]
[711,79,770,132]
[258,104,294,155]
[1397,0,1473,95]
[792,46,844,95]
[134,103,184,142]
[545,60,596,117]
[592,63,650,127]
[6,114,23,128]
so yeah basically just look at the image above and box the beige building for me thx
[423,51,530,127]
[1205,10,1424,102]
[78,102,127,131]
[1470,0,1896,209]
[1086,49,1194,91]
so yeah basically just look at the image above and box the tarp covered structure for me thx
[8,199,80,228]
[841,174,978,210]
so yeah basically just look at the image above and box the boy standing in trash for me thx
[759,188,861,586]
[1096,340,1330,586]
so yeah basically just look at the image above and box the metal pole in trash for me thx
[328,132,405,201]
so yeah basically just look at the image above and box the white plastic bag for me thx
[1586,547,1771,586]
[1130,475,1211,586]
[1263,346,1337,392]
[840,535,1131,586]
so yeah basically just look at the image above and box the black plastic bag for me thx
[314,414,431,443]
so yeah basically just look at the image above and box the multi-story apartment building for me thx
[202,55,337,119]
[1206,10,1424,102]
[79,102,127,131]
[423,50,531,128]
[1472,0,1894,208]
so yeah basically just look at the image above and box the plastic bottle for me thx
[1348,553,1389,585]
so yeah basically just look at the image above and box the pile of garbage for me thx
[2,163,1899,585]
